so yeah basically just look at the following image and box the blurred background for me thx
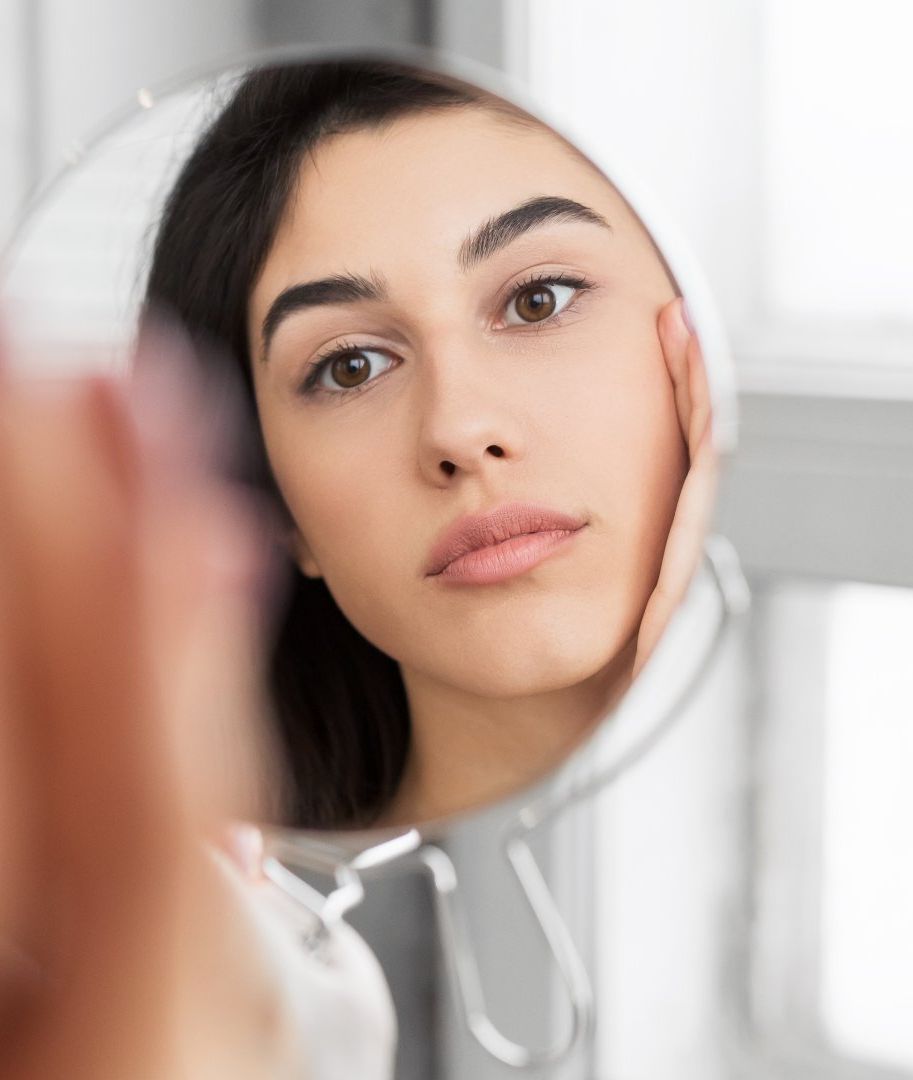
[1,2,910,1078]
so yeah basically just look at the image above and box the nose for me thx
[414,335,527,487]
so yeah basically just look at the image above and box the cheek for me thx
[260,411,410,606]
[268,428,384,549]
[561,317,687,562]
[613,357,687,573]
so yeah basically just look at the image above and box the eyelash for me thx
[298,271,596,399]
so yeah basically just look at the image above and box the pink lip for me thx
[424,502,587,584]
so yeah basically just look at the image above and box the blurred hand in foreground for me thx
[0,331,395,1080]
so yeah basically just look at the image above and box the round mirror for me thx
[1,46,736,848]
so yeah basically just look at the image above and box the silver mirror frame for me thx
[0,40,745,1071]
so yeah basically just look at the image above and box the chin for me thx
[443,627,636,701]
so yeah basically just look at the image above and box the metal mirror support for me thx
[261,535,748,1069]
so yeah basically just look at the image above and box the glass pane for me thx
[764,0,913,323]
[822,582,913,1069]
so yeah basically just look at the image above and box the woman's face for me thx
[248,106,686,702]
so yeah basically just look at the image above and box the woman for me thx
[144,58,713,831]
[0,54,712,1078]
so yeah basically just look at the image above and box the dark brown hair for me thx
[143,59,519,828]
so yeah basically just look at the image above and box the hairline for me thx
[256,96,613,308]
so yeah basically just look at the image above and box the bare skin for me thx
[248,108,713,825]
[0,337,396,1079]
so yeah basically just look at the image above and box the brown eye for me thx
[330,351,371,388]
[504,280,577,326]
[304,346,396,397]
[514,285,556,322]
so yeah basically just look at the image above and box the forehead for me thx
[257,108,648,285]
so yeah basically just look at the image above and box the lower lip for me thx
[431,527,585,585]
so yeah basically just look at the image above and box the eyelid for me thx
[298,272,597,400]
[300,340,396,398]
[495,270,594,329]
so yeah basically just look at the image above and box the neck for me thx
[378,639,636,827]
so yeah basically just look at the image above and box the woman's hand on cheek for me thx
[633,297,719,677]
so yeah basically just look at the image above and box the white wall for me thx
[1,1,260,371]
[36,0,257,179]
[504,4,913,1078]
[510,0,763,332]
[0,1,31,242]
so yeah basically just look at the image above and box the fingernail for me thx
[223,822,264,879]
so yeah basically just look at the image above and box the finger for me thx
[0,376,193,1079]
[0,350,277,1077]
[637,296,715,676]
[129,325,282,829]
[0,366,42,1032]
[144,484,280,830]
[657,297,693,445]
[684,326,712,460]
[633,426,719,677]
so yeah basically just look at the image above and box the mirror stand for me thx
[262,536,749,1070]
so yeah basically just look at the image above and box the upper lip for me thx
[424,501,587,576]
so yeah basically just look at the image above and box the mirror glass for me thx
[1,50,729,840]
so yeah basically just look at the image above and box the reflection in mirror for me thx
[3,56,721,836]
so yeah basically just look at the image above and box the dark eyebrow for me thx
[261,272,387,355]
[260,195,610,359]
[457,195,610,273]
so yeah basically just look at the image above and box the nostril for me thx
[439,446,503,475]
